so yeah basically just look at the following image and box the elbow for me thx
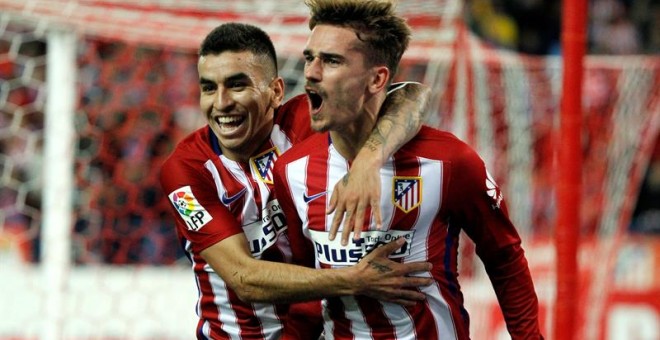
[227,277,267,303]
[226,273,272,303]
[232,285,265,303]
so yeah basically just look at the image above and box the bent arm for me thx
[451,146,544,339]
[328,81,432,244]
[363,81,432,164]
[201,235,432,304]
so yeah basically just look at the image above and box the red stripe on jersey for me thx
[327,297,353,340]
[355,296,396,339]
[226,288,267,339]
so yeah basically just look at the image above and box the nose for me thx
[304,57,322,82]
[213,88,234,112]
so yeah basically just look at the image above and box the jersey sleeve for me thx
[446,145,544,339]
[160,151,244,254]
[275,94,314,144]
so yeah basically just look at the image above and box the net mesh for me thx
[0,0,659,338]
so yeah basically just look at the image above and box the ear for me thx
[368,66,390,94]
[269,77,285,108]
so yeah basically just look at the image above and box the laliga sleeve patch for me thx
[169,186,213,231]
[485,170,503,209]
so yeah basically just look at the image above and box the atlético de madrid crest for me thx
[251,147,280,184]
[392,176,422,213]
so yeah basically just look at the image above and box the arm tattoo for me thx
[365,117,392,158]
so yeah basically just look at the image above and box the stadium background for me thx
[0,0,658,339]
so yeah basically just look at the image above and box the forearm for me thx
[357,82,431,165]
[229,257,357,303]
[484,244,543,339]
[202,235,430,304]
[201,237,359,303]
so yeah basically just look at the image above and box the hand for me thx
[327,163,382,246]
[350,238,432,306]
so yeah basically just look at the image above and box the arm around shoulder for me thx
[327,81,432,243]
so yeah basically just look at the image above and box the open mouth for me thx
[215,115,245,128]
[306,89,324,111]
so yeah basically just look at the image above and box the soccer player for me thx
[160,23,433,339]
[272,0,544,339]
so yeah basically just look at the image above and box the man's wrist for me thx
[353,145,385,169]
[337,266,364,296]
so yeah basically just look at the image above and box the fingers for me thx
[398,261,433,275]
[400,275,433,288]
[340,210,352,246]
[350,203,367,241]
[327,191,341,241]
[371,199,382,230]
[390,289,428,303]
[326,188,338,214]
[366,287,429,307]
[327,172,382,245]
[367,237,406,258]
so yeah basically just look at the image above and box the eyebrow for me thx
[303,49,345,61]
[199,72,251,85]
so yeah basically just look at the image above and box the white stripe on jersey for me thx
[218,156,259,224]
[421,282,459,339]
[284,157,311,236]
[209,273,241,340]
[270,125,294,152]
[382,302,417,339]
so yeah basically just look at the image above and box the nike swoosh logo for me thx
[221,188,247,205]
[303,191,327,204]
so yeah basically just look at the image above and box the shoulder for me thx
[275,94,310,122]
[281,94,309,112]
[274,94,313,142]
[163,127,212,163]
[160,127,215,187]
[407,126,478,162]
[275,133,327,168]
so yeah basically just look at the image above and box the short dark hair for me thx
[305,0,410,77]
[199,23,278,77]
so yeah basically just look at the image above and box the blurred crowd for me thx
[467,0,660,55]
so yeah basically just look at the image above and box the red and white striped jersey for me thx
[160,95,314,340]
[273,126,542,340]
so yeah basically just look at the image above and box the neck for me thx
[330,93,385,161]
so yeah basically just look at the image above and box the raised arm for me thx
[327,81,432,245]
[201,235,432,305]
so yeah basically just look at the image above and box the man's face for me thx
[198,51,283,161]
[303,24,373,132]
